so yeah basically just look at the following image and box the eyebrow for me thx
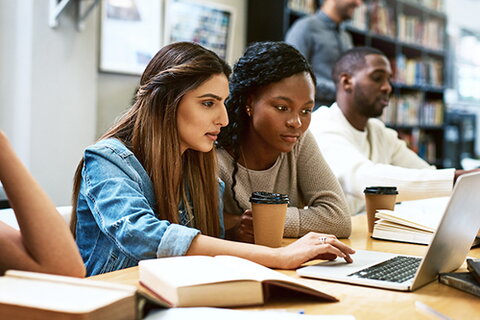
[196,93,223,100]
[273,96,315,106]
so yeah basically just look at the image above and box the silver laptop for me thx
[297,172,480,291]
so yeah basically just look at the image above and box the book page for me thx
[215,256,300,282]
[145,307,356,320]
[376,197,449,230]
[140,256,257,288]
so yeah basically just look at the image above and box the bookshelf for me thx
[247,0,448,168]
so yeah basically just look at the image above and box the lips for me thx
[280,134,300,143]
[205,131,220,141]
[378,97,390,106]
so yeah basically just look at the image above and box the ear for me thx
[339,72,353,93]
[245,95,253,117]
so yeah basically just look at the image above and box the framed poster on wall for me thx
[164,0,235,62]
[100,0,163,75]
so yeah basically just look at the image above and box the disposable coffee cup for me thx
[250,191,289,248]
[364,186,398,233]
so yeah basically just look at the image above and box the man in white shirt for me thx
[310,46,479,214]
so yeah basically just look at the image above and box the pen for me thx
[415,301,452,320]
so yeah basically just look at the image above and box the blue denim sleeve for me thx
[218,178,225,239]
[83,147,199,261]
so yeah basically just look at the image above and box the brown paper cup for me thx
[251,202,287,247]
[365,193,397,233]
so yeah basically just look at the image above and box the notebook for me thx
[297,171,480,291]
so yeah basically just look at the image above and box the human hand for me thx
[273,232,355,269]
[233,209,254,243]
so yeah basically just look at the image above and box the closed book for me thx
[0,270,137,320]
[139,255,338,307]
[438,272,480,297]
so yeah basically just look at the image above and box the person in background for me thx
[285,0,363,109]
[71,42,355,276]
[310,46,480,214]
[216,41,351,243]
[0,131,85,277]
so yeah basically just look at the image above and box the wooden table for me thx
[91,214,480,319]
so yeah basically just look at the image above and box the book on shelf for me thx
[288,0,317,15]
[349,2,368,30]
[139,255,338,308]
[372,197,480,246]
[398,14,444,50]
[404,0,444,12]
[0,270,137,320]
[393,54,443,88]
[383,94,443,127]
[438,272,480,297]
[368,0,396,38]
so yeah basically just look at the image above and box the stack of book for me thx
[372,197,449,245]
[439,258,480,297]
[373,197,480,246]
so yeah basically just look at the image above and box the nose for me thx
[382,80,392,95]
[286,114,302,129]
[217,103,229,127]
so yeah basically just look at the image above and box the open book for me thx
[139,255,338,307]
[0,270,137,320]
[372,197,480,246]
[372,197,449,245]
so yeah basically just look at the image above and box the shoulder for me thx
[215,147,235,177]
[312,105,336,120]
[83,138,144,179]
[85,138,133,159]
[311,105,343,133]
[368,118,398,138]
[288,14,320,33]
[292,130,318,157]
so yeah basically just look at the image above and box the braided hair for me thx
[217,41,315,211]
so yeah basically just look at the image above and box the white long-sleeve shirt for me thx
[310,103,454,214]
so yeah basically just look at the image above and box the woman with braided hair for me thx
[72,42,354,276]
[217,41,352,243]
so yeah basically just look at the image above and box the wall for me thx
[0,0,98,205]
[96,0,247,136]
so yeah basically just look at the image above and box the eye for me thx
[275,105,288,112]
[301,108,312,115]
[202,101,214,108]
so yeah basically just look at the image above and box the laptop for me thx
[297,171,480,291]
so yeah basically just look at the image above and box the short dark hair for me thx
[332,46,386,85]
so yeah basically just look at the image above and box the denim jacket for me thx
[75,138,225,276]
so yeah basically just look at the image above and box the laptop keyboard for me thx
[348,256,422,283]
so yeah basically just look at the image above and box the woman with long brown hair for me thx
[71,42,355,276]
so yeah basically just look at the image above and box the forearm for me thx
[186,234,279,268]
[0,132,85,277]
[285,204,351,239]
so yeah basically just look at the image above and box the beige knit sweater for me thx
[216,131,351,238]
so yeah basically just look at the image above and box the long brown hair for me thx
[71,42,231,237]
